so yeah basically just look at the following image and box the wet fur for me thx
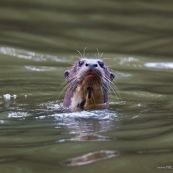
[63,58,115,111]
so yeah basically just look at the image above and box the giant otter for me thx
[63,58,115,111]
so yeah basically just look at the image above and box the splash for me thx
[50,109,118,120]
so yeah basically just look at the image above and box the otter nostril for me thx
[86,63,98,68]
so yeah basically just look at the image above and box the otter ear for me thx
[110,73,115,81]
[64,70,70,78]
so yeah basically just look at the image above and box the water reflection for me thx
[64,150,119,166]
[47,109,120,166]
[50,109,119,142]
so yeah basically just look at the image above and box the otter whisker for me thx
[61,75,79,94]
[77,50,83,59]
[111,81,120,93]
[58,82,70,99]
[109,83,120,100]
[109,79,121,98]
[102,74,120,100]
[68,79,78,91]
[58,86,68,98]
[96,48,103,60]
[109,85,120,100]
[73,55,81,60]
[59,79,68,87]
[58,77,72,97]
[83,47,87,58]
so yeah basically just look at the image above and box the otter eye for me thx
[98,61,104,68]
[78,60,84,67]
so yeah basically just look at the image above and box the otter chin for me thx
[63,58,115,111]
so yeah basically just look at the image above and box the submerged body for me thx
[63,58,115,111]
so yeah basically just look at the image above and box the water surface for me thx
[0,0,173,173]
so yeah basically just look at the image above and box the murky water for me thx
[0,1,173,173]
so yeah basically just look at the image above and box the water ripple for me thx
[145,62,173,70]
[0,47,67,62]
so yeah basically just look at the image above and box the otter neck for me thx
[70,83,107,110]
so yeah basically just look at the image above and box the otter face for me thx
[63,58,115,110]
[64,59,115,83]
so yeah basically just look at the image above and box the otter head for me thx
[63,58,115,111]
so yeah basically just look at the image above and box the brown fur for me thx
[63,58,115,111]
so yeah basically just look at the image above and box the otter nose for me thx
[85,63,98,68]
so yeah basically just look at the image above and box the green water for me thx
[0,0,173,173]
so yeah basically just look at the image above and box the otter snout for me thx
[85,63,98,68]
